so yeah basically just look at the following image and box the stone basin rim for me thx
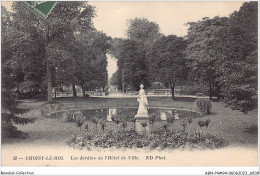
[47,106,199,117]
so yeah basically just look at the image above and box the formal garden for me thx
[1,1,257,153]
[63,92,226,150]
[2,95,257,152]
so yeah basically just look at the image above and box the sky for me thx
[87,1,244,78]
[88,1,244,38]
[1,1,245,78]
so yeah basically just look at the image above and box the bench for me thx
[196,93,204,98]
[126,91,138,95]
[94,92,103,96]
[154,90,166,95]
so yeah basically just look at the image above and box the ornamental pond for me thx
[48,107,200,122]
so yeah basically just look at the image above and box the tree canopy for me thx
[110,18,161,91]
[150,35,187,99]
[2,1,258,116]
[185,1,257,111]
[110,2,257,112]
[1,2,111,136]
[2,2,110,100]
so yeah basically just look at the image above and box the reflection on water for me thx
[160,112,167,121]
[107,109,117,121]
[48,108,200,135]
[50,108,199,122]
[175,113,180,119]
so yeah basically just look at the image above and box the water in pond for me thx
[49,108,200,122]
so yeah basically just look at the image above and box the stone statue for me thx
[135,84,149,118]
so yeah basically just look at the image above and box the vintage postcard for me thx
[1,1,259,175]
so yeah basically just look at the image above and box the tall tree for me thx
[214,2,258,112]
[110,18,161,90]
[150,35,187,99]
[1,6,35,138]
[74,30,111,95]
[9,2,96,101]
[185,2,257,112]
[127,18,161,88]
[185,16,227,99]
[111,39,148,91]
[126,18,161,47]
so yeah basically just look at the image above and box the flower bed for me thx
[66,128,226,150]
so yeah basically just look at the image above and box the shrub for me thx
[2,121,18,138]
[167,116,175,134]
[225,99,257,113]
[205,119,211,127]
[91,116,99,133]
[2,91,34,138]
[202,134,227,149]
[112,117,121,133]
[149,113,156,125]
[66,130,226,150]
[18,90,47,99]
[141,122,148,134]
[75,116,84,134]
[195,98,212,115]
[1,121,28,139]
[180,84,208,95]
[66,114,76,122]
[122,121,127,131]
[66,134,77,147]
[180,120,187,132]
[100,120,106,133]
[85,123,89,132]
[162,123,168,136]
[198,120,205,128]
[112,117,121,125]
[186,117,193,125]
[186,117,193,135]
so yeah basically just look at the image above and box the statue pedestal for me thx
[106,115,112,122]
[174,113,180,120]
[160,112,167,121]
[135,117,150,134]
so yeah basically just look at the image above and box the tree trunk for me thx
[209,84,212,100]
[16,85,20,98]
[170,83,175,100]
[54,87,56,99]
[47,60,53,102]
[72,84,77,98]
[81,84,85,97]
[122,83,124,93]
[216,84,221,100]
[46,27,53,103]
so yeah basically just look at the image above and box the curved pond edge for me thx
[47,106,200,117]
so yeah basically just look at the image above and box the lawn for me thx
[2,96,257,149]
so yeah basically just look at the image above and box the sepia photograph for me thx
[1,0,258,174]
